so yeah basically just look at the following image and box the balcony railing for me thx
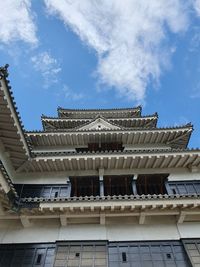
[136,183,167,195]
[14,180,200,201]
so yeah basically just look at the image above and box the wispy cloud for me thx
[173,116,190,127]
[44,0,191,102]
[0,0,37,45]
[62,85,84,101]
[194,0,200,16]
[31,51,61,87]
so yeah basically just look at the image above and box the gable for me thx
[78,117,121,130]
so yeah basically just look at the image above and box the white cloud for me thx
[0,0,37,44]
[44,0,190,102]
[63,85,84,101]
[194,0,200,15]
[31,52,61,87]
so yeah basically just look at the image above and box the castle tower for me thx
[0,65,200,266]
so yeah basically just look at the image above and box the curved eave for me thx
[27,124,192,134]
[41,114,158,130]
[0,65,30,169]
[0,161,18,197]
[57,106,142,118]
[26,126,193,149]
[17,149,200,173]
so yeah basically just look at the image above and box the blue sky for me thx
[0,1,200,148]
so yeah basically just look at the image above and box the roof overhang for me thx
[6,195,200,226]
[26,126,193,150]
[0,65,29,170]
[58,106,142,118]
[16,149,200,173]
[42,114,158,130]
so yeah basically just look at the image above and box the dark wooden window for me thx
[76,142,124,152]
[108,241,191,267]
[70,176,100,197]
[136,174,168,195]
[0,244,55,267]
[104,176,133,196]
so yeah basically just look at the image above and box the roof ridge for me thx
[57,105,142,112]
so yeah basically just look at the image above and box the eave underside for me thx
[26,127,192,150]
[17,150,200,173]
[0,72,29,170]
[3,196,200,227]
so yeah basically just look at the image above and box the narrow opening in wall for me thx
[122,252,127,262]
[166,253,172,259]
[75,252,80,257]
[76,142,124,152]
[36,254,42,264]
[54,191,58,198]
[172,188,177,194]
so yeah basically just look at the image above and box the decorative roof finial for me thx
[0,64,9,78]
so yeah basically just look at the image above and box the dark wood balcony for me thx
[14,175,200,202]
[136,174,168,195]
[76,142,124,153]
[70,176,100,197]
[104,175,133,196]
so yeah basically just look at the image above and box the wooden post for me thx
[91,178,94,196]
[132,176,137,195]
[74,177,77,196]
[99,168,104,197]
[125,176,128,195]
[66,178,72,197]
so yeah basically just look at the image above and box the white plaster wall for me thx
[168,171,200,181]
[177,223,200,238]
[0,220,60,244]
[106,224,180,241]
[59,225,107,241]
[13,170,99,184]
[0,221,200,243]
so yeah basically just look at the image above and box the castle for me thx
[0,64,200,266]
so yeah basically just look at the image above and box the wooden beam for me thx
[177,212,186,224]
[100,213,105,225]
[20,215,32,227]
[60,214,67,226]
[139,213,146,224]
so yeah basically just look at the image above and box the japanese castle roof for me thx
[0,65,30,170]
[17,148,200,173]
[41,113,158,130]
[26,124,193,150]
[0,64,199,175]
[58,106,142,116]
